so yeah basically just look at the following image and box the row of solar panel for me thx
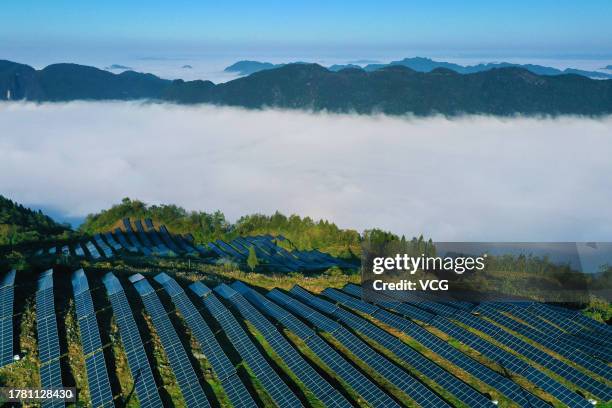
[71,269,115,407]
[7,267,610,407]
[0,270,16,367]
[342,283,610,407]
[206,234,353,273]
[34,219,200,259]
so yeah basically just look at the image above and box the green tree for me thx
[247,246,259,271]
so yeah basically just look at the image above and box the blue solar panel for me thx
[216,283,350,408]
[114,229,139,253]
[270,289,449,408]
[476,304,612,379]
[293,286,493,407]
[154,274,254,408]
[130,275,209,407]
[36,270,65,408]
[232,282,400,408]
[71,269,114,408]
[157,225,182,253]
[452,311,612,400]
[102,273,162,408]
[142,220,172,253]
[340,284,593,407]
[323,287,548,408]
[428,315,593,408]
[85,352,114,408]
[215,240,245,259]
[40,359,65,408]
[103,232,123,251]
[93,234,114,258]
[342,283,436,323]
[85,241,103,260]
[491,303,611,360]
[189,282,301,408]
[0,269,16,367]
[0,315,13,367]
[134,220,166,255]
[121,220,153,256]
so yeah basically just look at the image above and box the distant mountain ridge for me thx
[226,56,612,79]
[1,59,611,116]
[224,60,283,75]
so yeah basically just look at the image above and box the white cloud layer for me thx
[1,101,611,241]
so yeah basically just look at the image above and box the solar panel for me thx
[102,273,162,408]
[74,243,85,257]
[324,288,549,408]
[427,315,593,408]
[189,282,300,408]
[232,281,400,408]
[142,220,171,252]
[475,304,612,379]
[153,273,254,408]
[134,219,169,255]
[71,269,114,407]
[36,270,65,408]
[572,312,612,336]
[340,285,594,407]
[84,241,102,260]
[157,225,182,253]
[114,229,139,253]
[491,303,612,361]
[94,234,114,258]
[292,286,493,407]
[215,240,245,260]
[130,275,209,407]
[0,316,12,367]
[0,270,16,367]
[122,222,152,256]
[40,359,66,408]
[269,289,449,408]
[452,311,612,399]
[205,242,229,258]
[215,283,350,408]
[103,232,123,251]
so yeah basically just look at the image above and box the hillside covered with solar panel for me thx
[0,198,611,407]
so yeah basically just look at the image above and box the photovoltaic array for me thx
[71,269,114,407]
[215,283,351,408]
[290,285,495,407]
[36,269,65,408]
[153,273,254,408]
[232,281,401,408]
[14,267,611,408]
[130,274,210,407]
[267,288,450,408]
[324,287,547,408]
[0,269,16,367]
[102,272,163,408]
[189,281,302,408]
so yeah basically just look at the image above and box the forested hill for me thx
[2,59,612,116]
[80,198,362,257]
[0,195,69,245]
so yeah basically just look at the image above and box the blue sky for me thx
[2,1,611,58]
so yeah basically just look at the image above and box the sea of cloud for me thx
[1,101,611,240]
